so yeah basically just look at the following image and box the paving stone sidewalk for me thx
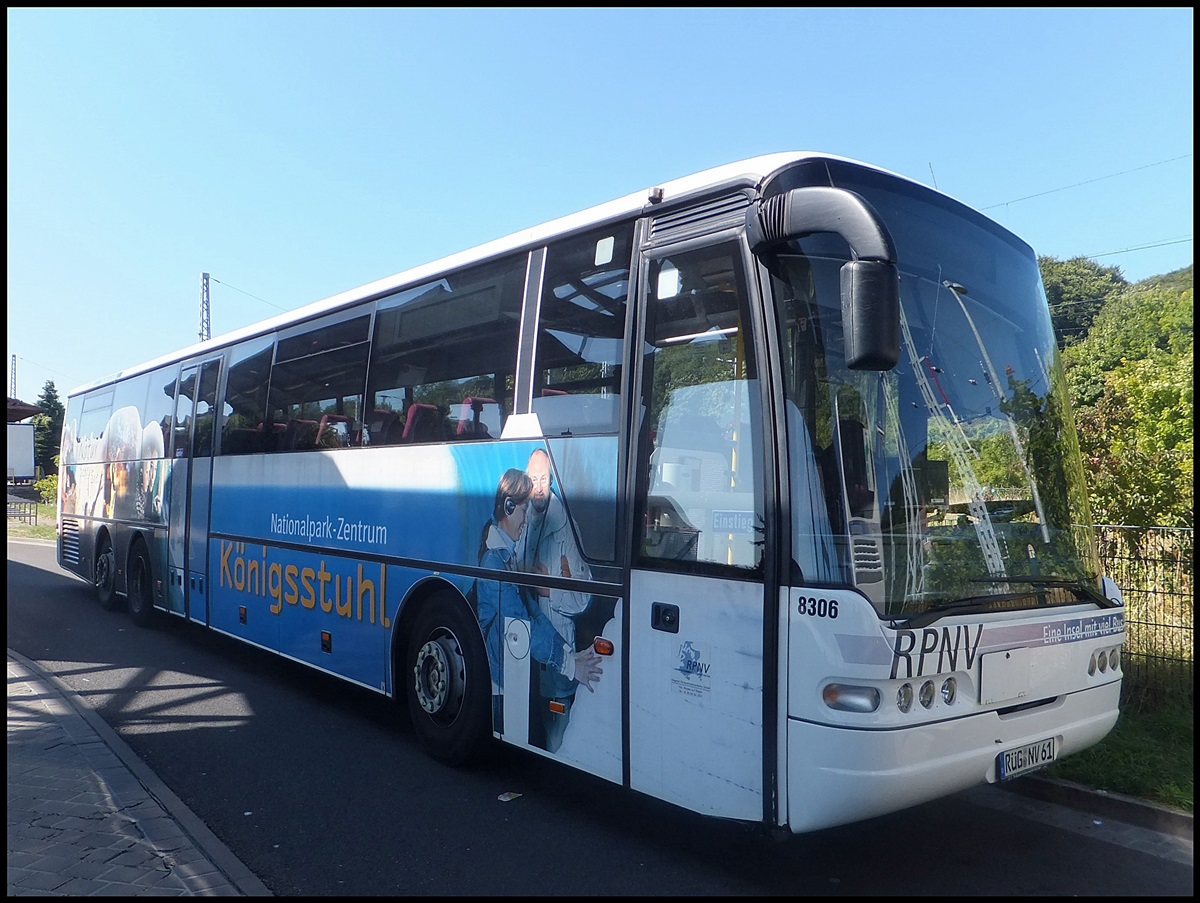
[7,650,271,896]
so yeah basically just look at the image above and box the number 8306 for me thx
[797,596,838,618]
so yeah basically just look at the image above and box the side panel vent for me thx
[852,536,884,581]
[60,518,81,565]
[648,193,751,245]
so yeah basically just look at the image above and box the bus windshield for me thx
[765,168,1100,620]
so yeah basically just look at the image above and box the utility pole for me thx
[199,272,211,342]
[10,354,16,398]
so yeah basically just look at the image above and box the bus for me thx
[56,152,1127,834]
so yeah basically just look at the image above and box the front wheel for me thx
[128,542,157,628]
[404,595,491,766]
[95,535,119,610]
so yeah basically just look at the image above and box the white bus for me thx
[56,152,1126,834]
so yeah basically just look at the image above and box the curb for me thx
[1003,774,1193,838]
[8,648,274,896]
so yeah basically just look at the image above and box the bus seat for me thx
[367,409,399,445]
[255,421,285,452]
[285,419,320,450]
[456,397,499,438]
[402,403,442,443]
[224,428,263,455]
[317,413,353,447]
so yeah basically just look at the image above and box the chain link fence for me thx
[1096,525,1194,705]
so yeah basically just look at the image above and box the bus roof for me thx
[68,151,922,397]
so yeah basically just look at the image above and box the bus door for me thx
[627,237,772,823]
[166,359,221,624]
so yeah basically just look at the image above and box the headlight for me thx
[941,677,957,705]
[897,683,913,713]
[822,683,881,713]
[919,680,936,709]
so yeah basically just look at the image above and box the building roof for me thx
[7,397,43,422]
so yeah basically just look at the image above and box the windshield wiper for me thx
[965,576,1119,609]
[896,577,1117,630]
[898,591,1031,629]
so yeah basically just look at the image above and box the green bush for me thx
[34,472,58,505]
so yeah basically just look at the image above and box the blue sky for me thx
[6,7,1193,403]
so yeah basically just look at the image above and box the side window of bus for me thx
[60,393,87,516]
[109,374,150,445]
[144,366,178,460]
[266,309,371,452]
[221,338,274,455]
[191,362,221,458]
[76,390,115,462]
[105,377,152,508]
[636,242,764,574]
[171,377,194,459]
[530,224,633,437]
[367,254,525,445]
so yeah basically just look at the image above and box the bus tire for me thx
[128,541,157,628]
[95,534,120,610]
[404,594,490,766]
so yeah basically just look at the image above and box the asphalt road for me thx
[7,538,1193,896]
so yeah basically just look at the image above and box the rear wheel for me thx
[95,535,119,610]
[128,542,157,628]
[404,594,491,765]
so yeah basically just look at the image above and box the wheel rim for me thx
[413,630,467,726]
[96,545,115,594]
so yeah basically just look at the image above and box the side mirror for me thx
[747,186,901,371]
[841,259,900,370]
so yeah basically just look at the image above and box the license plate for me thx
[997,737,1057,780]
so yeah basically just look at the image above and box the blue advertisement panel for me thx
[207,438,618,567]
[202,437,624,780]
[209,541,443,690]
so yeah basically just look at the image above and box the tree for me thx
[1038,256,1127,348]
[32,380,64,477]
[1073,356,1193,528]
[1062,267,1194,528]
[1064,275,1193,409]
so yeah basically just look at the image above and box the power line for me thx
[1084,235,1193,261]
[980,154,1193,210]
[12,355,84,390]
[209,276,288,312]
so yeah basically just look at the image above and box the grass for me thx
[1046,688,1193,813]
[7,501,58,542]
[8,501,1193,814]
